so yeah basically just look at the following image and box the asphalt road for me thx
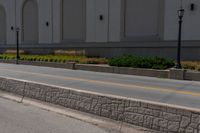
[0,63,200,109]
[0,97,110,133]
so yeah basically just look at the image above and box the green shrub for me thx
[108,55,175,70]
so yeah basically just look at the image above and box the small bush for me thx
[108,55,175,70]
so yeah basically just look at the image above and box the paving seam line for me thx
[0,76,200,133]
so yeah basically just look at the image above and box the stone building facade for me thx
[0,0,200,59]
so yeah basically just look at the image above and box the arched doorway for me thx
[0,6,6,43]
[22,0,38,43]
[62,0,85,42]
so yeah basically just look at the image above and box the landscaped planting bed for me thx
[0,54,108,64]
[0,54,176,70]
[182,61,200,71]
[0,54,177,70]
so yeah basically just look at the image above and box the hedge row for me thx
[108,55,175,70]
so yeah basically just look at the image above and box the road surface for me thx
[0,63,200,109]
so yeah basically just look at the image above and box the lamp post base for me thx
[16,58,20,65]
[174,63,182,69]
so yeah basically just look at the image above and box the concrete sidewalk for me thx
[0,97,109,133]
[0,93,155,133]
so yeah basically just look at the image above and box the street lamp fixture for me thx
[16,27,20,64]
[175,7,185,69]
[178,9,185,18]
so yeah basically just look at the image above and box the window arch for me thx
[22,0,38,43]
[0,5,6,43]
[62,0,86,42]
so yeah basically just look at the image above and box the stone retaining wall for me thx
[185,71,200,81]
[0,77,200,133]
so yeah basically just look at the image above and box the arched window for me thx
[22,0,38,43]
[0,6,6,43]
[62,0,85,42]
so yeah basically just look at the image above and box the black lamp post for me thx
[16,27,20,64]
[175,7,185,69]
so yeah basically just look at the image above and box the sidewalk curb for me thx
[0,76,200,133]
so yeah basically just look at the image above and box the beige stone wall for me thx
[164,0,200,40]
[0,0,200,45]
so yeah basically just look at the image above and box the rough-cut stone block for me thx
[191,114,200,124]
[124,112,143,125]
[141,102,148,108]
[148,104,167,111]
[180,116,191,128]
[169,68,186,80]
[0,78,7,88]
[143,115,154,128]
[101,109,111,118]
[179,128,185,133]
[189,123,199,129]
[2,79,25,95]
[24,83,47,101]
[186,127,194,133]
[185,71,200,81]
[194,129,198,133]
[168,121,180,132]
[144,109,154,116]
[75,64,114,73]
[114,67,168,78]
[152,118,162,130]
[167,107,177,114]
[176,109,192,117]
[153,110,163,117]
[124,107,138,113]
[129,101,141,107]
[159,119,168,128]
[110,111,119,120]
[163,112,181,122]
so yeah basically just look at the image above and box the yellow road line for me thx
[0,68,200,97]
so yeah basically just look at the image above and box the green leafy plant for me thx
[108,55,175,70]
